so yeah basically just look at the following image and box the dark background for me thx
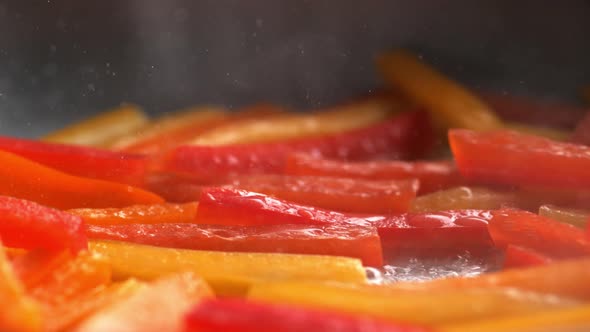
[1,0,589,137]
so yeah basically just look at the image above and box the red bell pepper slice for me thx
[156,110,434,179]
[226,175,418,214]
[184,298,432,332]
[285,154,462,194]
[571,112,590,145]
[0,136,147,185]
[375,210,494,255]
[449,129,590,189]
[0,196,87,252]
[489,209,590,259]
[86,223,384,267]
[503,244,553,269]
[478,91,585,129]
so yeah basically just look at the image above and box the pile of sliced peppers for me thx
[1,49,590,332]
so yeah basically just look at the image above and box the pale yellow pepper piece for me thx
[377,50,503,131]
[410,186,520,212]
[538,205,589,229]
[248,282,575,326]
[191,97,400,145]
[442,304,590,332]
[74,272,212,332]
[0,245,42,332]
[43,104,149,147]
[90,240,367,296]
[504,122,570,141]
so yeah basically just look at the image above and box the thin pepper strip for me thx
[86,223,384,266]
[184,298,431,332]
[90,240,367,297]
[449,129,590,189]
[42,104,149,147]
[156,110,434,179]
[69,202,198,226]
[0,150,164,209]
[0,136,148,185]
[286,154,462,194]
[0,196,87,252]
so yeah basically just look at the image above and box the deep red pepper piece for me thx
[489,209,590,259]
[156,110,433,179]
[184,298,432,332]
[86,223,384,266]
[0,136,147,185]
[375,210,494,255]
[286,154,462,194]
[449,129,590,189]
[0,196,87,252]
[503,244,553,269]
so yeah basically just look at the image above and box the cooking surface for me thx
[1,0,590,138]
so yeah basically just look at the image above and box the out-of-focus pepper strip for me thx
[502,245,553,269]
[571,111,590,146]
[109,106,228,154]
[0,243,42,332]
[504,122,570,141]
[410,186,521,213]
[389,257,590,300]
[248,282,575,326]
[11,249,74,289]
[156,110,434,180]
[377,50,503,131]
[74,272,212,332]
[42,104,149,147]
[0,150,164,209]
[89,240,367,297]
[86,223,384,267]
[191,97,400,145]
[185,298,432,332]
[582,86,590,104]
[69,202,198,226]
[538,205,589,229]
[0,136,148,186]
[44,279,144,332]
[441,305,590,332]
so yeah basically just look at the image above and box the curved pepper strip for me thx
[449,129,590,189]
[86,223,384,267]
[0,242,42,332]
[156,110,434,179]
[42,104,149,147]
[0,196,87,252]
[286,154,462,194]
[68,202,199,226]
[0,150,164,209]
[377,50,503,131]
[184,298,431,332]
[0,136,148,186]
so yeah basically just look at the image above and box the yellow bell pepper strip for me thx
[109,106,228,154]
[0,150,164,209]
[191,97,399,145]
[89,240,367,297]
[376,50,503,131]
[44,279,144,332]
[441,304,590,332]
[538,205,589,229]
[43,104,149,147]
[74,272,212,332]
[504,122,570,141]
[410,186,521,213]
[0,243,42,332]
[68,202,199,226]
[248,282,575,326]
[390,257,590,300]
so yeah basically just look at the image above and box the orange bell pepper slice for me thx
[43,104,149,147]
[0,150,164,209]
[390,257,590,300]
[68,202,198,225]
[11,249,74,289]
[377,50,502,131]
[538,204,589,229]
[75,272,212,332]
[248,281,575,326]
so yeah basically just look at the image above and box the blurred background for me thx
[0,0,589,137]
